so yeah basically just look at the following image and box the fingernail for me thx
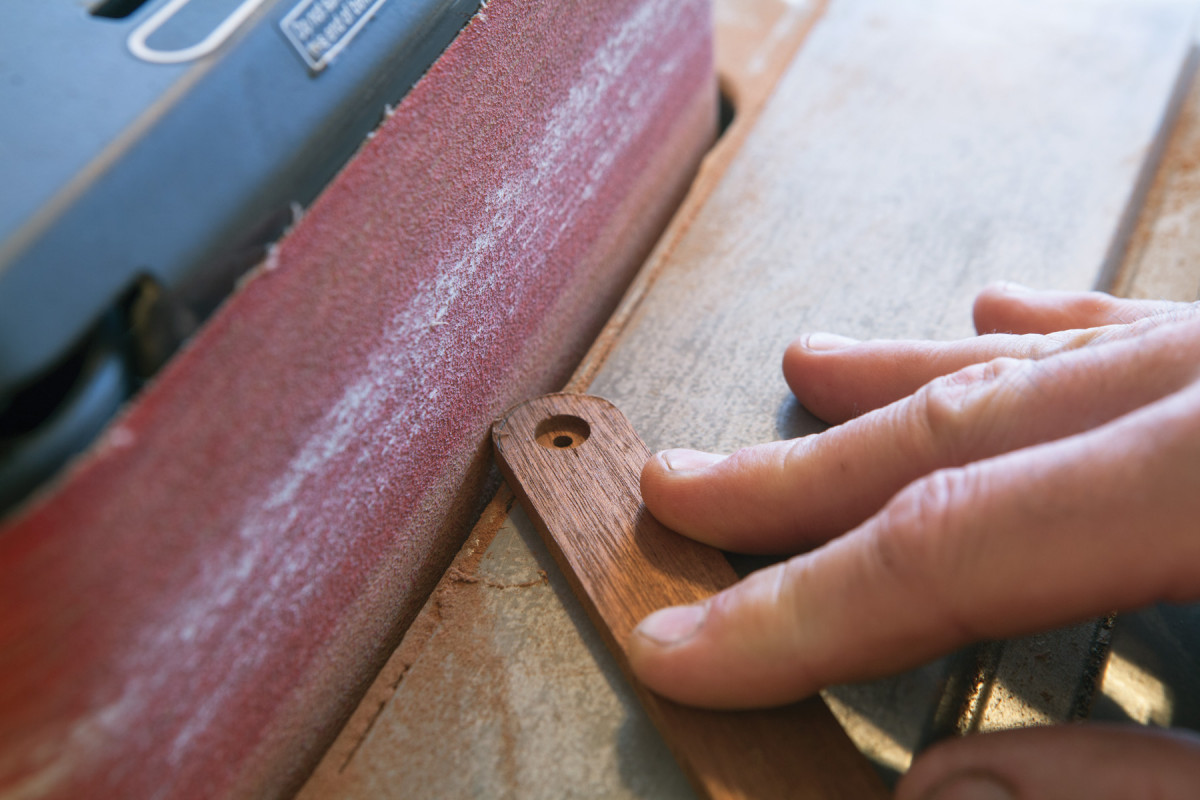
[803,332,858,351]
[924,773,1013,800]
[999,281,1033,294]
[636,604,707,645]
[661,449,725,472]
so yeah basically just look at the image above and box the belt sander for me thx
[0,0,478,511]
[0,0,716,795]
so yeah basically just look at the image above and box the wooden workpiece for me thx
[493,394,886,799]
[302,0,1200,795]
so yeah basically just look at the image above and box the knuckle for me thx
[867,470,980,640]
[910,358,1027,460]
[870,473,953,581]
[1036,305,1200,352]
[713,562,807,653]
[1030,328,1105,356]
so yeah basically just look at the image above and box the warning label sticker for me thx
[281,0,388,72]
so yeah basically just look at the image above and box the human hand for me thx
[627,283,1200,797]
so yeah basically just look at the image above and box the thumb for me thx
[896,724,1200,800]
[626,555,829,708]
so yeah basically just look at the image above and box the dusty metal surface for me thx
[299,493,696,799]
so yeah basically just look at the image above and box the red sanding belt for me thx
[0,0,715,795]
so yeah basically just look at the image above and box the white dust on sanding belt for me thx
[4,0,695,794]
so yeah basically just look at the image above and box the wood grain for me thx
[493,393,887,800]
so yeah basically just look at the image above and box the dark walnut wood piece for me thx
[493,393,886,799]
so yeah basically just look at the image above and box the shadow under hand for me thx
[719,395,831,579]
[775,393,829,441]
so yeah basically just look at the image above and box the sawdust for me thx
[445,565,549,589]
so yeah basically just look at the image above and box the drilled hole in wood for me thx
[535,414,590,450]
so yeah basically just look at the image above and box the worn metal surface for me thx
[302,0,1200,794]
[300,492,697,799]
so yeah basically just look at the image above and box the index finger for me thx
[645,315,1199,553]
[628,386,1200,708]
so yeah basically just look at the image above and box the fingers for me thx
[783,333,1051,424]
[973,281,1190,335]
[644,317,1200,553]
[630,384,1200,707]
[897,724,1200,800]
[784,287,1197,424]
[782,328,1114,425]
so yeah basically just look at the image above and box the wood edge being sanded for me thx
[492,392,887,800]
